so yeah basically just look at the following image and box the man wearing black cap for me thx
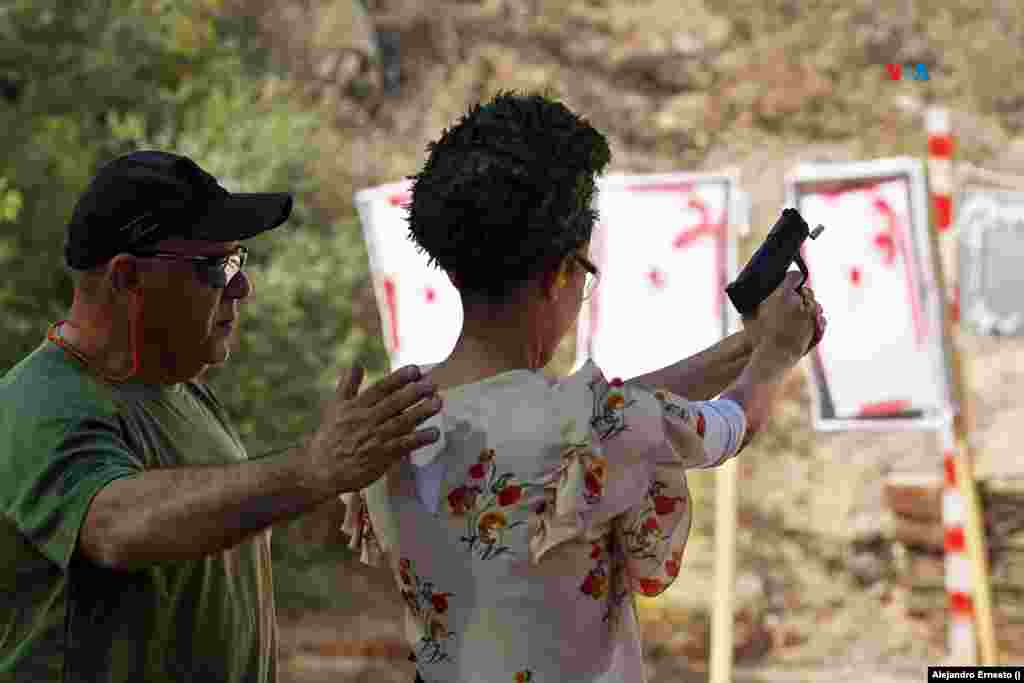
[0,151,443,682]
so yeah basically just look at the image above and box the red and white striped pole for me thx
[939,428,976,662]
[926,108,974,662]
[926,108,999,665]
[926,108,958,323]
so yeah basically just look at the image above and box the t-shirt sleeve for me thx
[1,413,145,571]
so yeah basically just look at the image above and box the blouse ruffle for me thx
[340,485,389,568]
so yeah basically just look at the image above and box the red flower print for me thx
[448,486,470,515]
[431,593,451,613]
[581,571,608,599]
[695,411,706,438]
[643,516,660,532]
[653,495,684,515]
[497,484,523,506]
[663,548,686,579]
[515,670,533,683]
[638,577,663,596]
[610,377,624,387]
[591,542,603,559]
[400,568,412,586]
[469,463,486,479]
[581,454,607,501]
[397,561,455,665]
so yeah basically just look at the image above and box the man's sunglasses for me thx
[128,245,248,289]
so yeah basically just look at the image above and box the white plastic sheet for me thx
[957,188,1024,336]
[573,172,742,381]
[354,180,461,370]
[786,158,953,431]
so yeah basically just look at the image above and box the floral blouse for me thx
[340,359,746,683]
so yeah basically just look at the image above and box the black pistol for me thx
[725,208,824,319]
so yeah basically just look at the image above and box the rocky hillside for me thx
[237,0,1024,213]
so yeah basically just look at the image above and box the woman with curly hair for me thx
[341,90,825,683]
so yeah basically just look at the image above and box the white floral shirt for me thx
[340,359,746,683]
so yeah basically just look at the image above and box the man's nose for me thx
[224,270,252,300]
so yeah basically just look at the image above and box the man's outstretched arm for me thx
[80,365,442,571]
[80,443,323,571]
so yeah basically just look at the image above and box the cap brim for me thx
[188,193,293,242]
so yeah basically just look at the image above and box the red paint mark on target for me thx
[388,192,412,208]
[382,276,400,352]
[856,400,911,417]
[871,194,926,347]
[671,194,726,319]
[647,267,666,290]
[671,200,723,249]
[873,231,897,265]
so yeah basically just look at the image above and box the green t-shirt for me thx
[0,340,278,682]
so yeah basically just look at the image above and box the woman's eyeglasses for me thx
[129,245,248,289]
[573,253,600,301]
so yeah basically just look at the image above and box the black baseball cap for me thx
[65,150,293,270]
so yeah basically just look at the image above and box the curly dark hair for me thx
[405,90,611,306]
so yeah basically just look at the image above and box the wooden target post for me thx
[709,459,738,683]
[709,187,748,683]
[925,108,999,665]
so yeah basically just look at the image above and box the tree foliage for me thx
[1,0,391,609]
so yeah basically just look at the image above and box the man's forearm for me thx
[88,440,332,571]
[630,330,754,400]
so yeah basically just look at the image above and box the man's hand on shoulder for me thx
[299,364,444,497]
